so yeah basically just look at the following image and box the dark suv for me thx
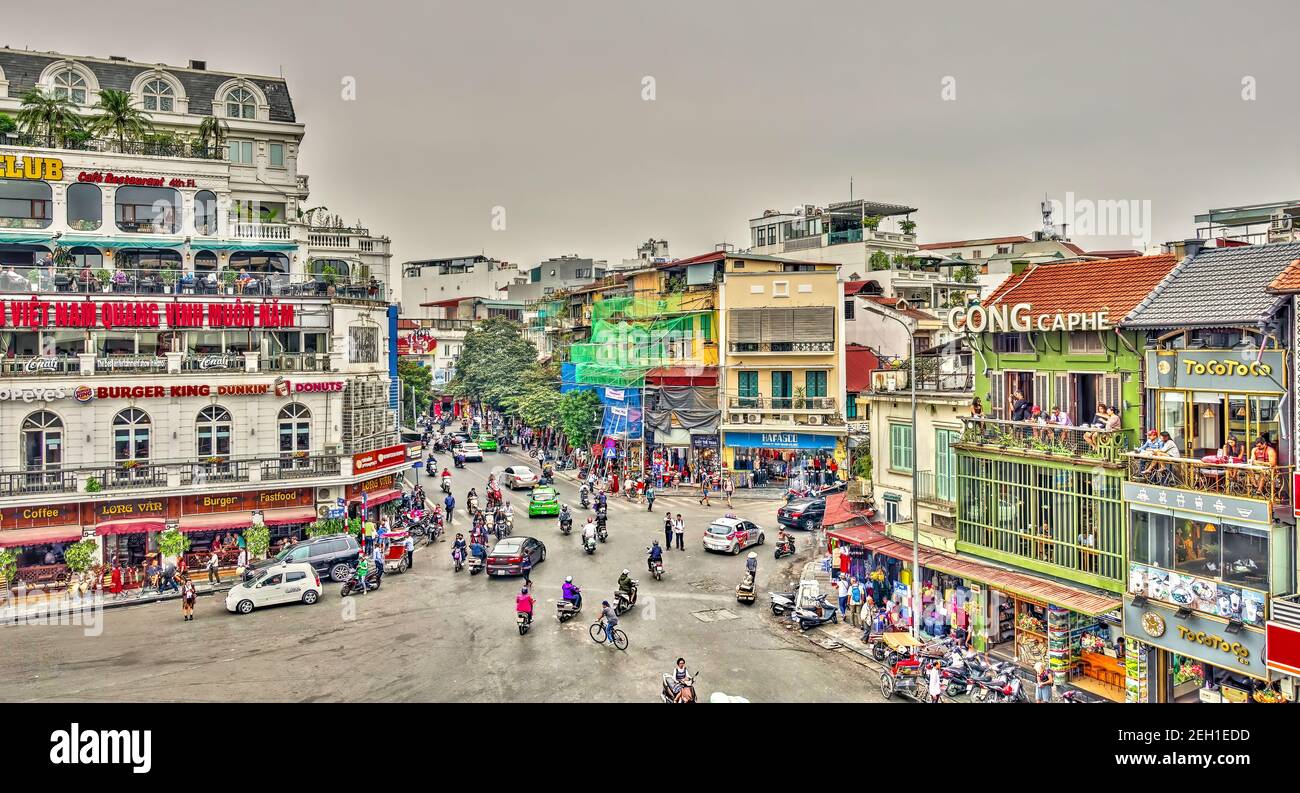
[777,498,826,531]
[249,534,361,582]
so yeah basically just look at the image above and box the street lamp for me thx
[875,309,922,639]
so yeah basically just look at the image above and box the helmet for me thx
[521,588,529,595]
[748,552,757,559]
[652,539,660,546]
[565,576,572,583]
[622,568,630,575]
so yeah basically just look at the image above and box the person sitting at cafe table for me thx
[180,270,196,293]
[1045,405,1071,442]
[1083,403,1120,451]
[1247,436,1278,496]
[237,268,253,293]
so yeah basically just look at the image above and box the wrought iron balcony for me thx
[957,416,1132,464]
[727,340,835,353]
[1124,454,1292,506]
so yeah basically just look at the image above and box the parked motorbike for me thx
[660,671,701,704]
[614,583,638,615]
[769,591,797,616]
[972,663,1026,703]
[791,594,839,631]
[339,569,381,597]
[517,611,532,636]
[774,536,795,559]
[1059,690,1095,703]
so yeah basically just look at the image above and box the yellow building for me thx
[716,253,847,487]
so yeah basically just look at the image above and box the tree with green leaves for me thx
[451,316,539,408]
[243,524,270,560]
[16,88,82,148]
[559,389,603,449]
[899,219,917,235]
[0,548,16,597]
[63,539,99,573]
[157,527,191,561]
[869,250,891,271]
[954,264,978,284]
[307,518,346,538]
[862,215,882,232]
[399,357,433,420]
[0,113,16,136]
[87,88,154,153]
[197,115,229,155]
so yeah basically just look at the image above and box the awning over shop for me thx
[192,241,298,251]
[347,488,402,507]
[0,232,57,246]
[178,506,319,533]
[0,525,84,548]
[645,366,718,386]
[826,523,1121,616]
[95,518,166,536]
[263,506,318,525]
[59,236,185,250]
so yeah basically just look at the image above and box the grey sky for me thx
[8,0,1300,267]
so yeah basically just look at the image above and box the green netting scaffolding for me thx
[591,291,714,323]
[567,313,714,388]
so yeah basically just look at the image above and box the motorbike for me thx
[441,479,452,495]
[646,549,664,580]
[559,515,573,535]
[774,536,795,559]
[769,591,797,616]
[467,495,479,514]
[660,671,701,704]
[791,594,839,631]
[1059,690,1095,703]
[517,611,533,636]
[580,488,590,509]
[452,546,465,573]
[614,583,638,615]
[494,513,513,539]
[556,592,582,623]
[584,534,597,554]
[467,554,485,575]
[339,568,381,597]
[596,522,609,543]
[971,663,1026,703]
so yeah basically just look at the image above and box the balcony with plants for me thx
[957,415,1133,465]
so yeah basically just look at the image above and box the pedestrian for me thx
[109,559,123,599]
[180,575,197,621]
[745,551,758,584]
[236,547,249,581]
[664,514,674,550]
[1034,662,1053,703]
[723,476,734,508]
[205,550,220,586]
[698,476,710,507]
[831,543,843,581]
[848,577,864,627]
[836,575,850,615]
[673,514,685,551]
[645,483,656,512]
[928,661,942,703]
[404,533,415,570]
[371,539,385,585]
[521,549,533,590]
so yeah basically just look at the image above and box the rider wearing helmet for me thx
[647,539,663,572]
[559,504,572,527]
[515,588,535,622]
[618,568,636,604]
[562,575,582,610]
[746,550,758,582]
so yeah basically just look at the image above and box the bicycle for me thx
[589,619,629,650]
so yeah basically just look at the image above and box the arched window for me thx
[52,67,88,104]
[141,78,174,112]
[278,404,311,458]
[229,250,289,274]
[0,178,53,229]
[194,190,217,235]
[66,182,101,230]
[225,86,256,119]
[196,406,232,459]
[115,186,180,234]
[22,411,63,471]
[194,251,218,274]
[112,408,151,463]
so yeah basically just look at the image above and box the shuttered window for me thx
[989,372,1005,419]
[792,307,835,342]
[728,309,762,342]
[728,307,834,343]
[763,309,795,342]
[890,423,914,472]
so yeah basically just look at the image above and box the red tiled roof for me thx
[862,296,936,322]
[982,253,1177,323]
[821,493,878,528]
[1085,249,1143,259]
[844,280,868,295]
[845,345,880,393]
[918,235,1029,251]
[397,319,419,330]
[1266,258,1300,294]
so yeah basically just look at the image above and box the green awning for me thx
[0,232,57,245]
[59,235,184,250]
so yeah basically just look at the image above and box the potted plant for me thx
[0,548,16,599]
[93,268,112,292]
[899,219,917,235]
[63,538,99,596]
[120,459,140,470]
[157,527,191,568]
[862,215,882,233]
[321,263,339,296]
[220,269,237,295]
[84,476,102,493]
[243,524,270,561]
[160,266,178,294]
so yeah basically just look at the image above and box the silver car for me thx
[502,465,539,489]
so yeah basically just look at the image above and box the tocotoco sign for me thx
[946,303,1111,334]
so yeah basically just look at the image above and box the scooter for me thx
[339,568,381,597]
[517,611,532,636]
[660,671,701,704]
[774,536,795,559]
[453,456,465,469]
[441,479,452,495]
[580,488,590,509]
[646,549,664,580]
[614,583,638,615]
[556,594,582,623]
[452,546,465,573]
[791,594,839,631]
[1059,690,1096,703]
[596,521,609,543]
[971,662,1024,702]
[584,534,597,554]
[769,591,797,616]
[467,554,485,575]
[559,515,573,535]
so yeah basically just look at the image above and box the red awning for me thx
[826,523,1121,616]
[264,506,318,526]
[348,488,402,507]
[0,525,84,548]
[95,518,167,536]
[177,505,318,533]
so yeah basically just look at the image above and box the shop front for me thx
[346,473,404,522]
[723,430,845,489]
[177,487,316,562]
[1123,597,1277,702]
[0,502,86,590]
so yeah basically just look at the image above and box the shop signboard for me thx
[1122,597,1269,680]
[1265,621,1300,677]
[0,299,296,330]
[182,488,311,514]
[691,434,720,449]
[90,496,172,523]
[346,474,398,500]
[1145,349,1286,392]
[54,379,345,402]
[1123,482,1270,525]
[352,444,409,475]
[945,302,1112,334]
[1127,562,1266,628]
[0,503,80,530]
[723,431,839,450]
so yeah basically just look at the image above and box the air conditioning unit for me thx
[806,415,824,426]
[323,443,342,455]
[729,413,746,424]
[746,414,762,424]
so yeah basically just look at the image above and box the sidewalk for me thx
[0,573,240,626]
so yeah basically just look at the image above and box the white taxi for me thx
[226,562,322,614]
[703,517,765,555]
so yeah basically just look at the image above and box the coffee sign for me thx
[946,302,1111,334]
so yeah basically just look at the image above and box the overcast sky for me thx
[8,0,1300,267]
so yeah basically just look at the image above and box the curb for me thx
[0,581,239,626]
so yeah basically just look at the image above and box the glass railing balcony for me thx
[1125,454,1292,506]
[958,416,1133,464]
[0,454,349,498]
[0,267,388,302]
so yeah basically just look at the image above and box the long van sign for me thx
[946,303,1111,334]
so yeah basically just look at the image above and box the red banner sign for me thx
[346,474,397,499]
[3,300,295,330]
[352,445,408,475]
[78,171,196,189]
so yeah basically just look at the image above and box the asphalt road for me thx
[1,450,892,703]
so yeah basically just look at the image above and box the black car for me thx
[249,534,361,582]
[778,498,826,531]
[486,536,547,576]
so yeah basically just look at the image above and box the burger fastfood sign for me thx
[946,302,1112,334]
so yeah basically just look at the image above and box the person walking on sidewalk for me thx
[404,533,415,570]
[180,575,197,621]
[664,514,674,550]
[836,576,850,615]
[1034,662,1053,703]
[673,514,685,551]
[205,551,220,586]
[848,577,864,627]
[109,559,123,600]
[698,477,711,507]
[927,660,943,703]
[723,476,734,508]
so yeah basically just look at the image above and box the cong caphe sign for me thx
[945,303,1112,334]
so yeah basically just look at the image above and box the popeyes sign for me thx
[946,303,1112,334]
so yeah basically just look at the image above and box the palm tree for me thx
[87,89,153,153]
[196,115,229,157]
[16,88,83,148]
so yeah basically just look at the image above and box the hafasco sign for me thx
[946,303,1111,334]
[352,444,409,474]
[0,155,63,181]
